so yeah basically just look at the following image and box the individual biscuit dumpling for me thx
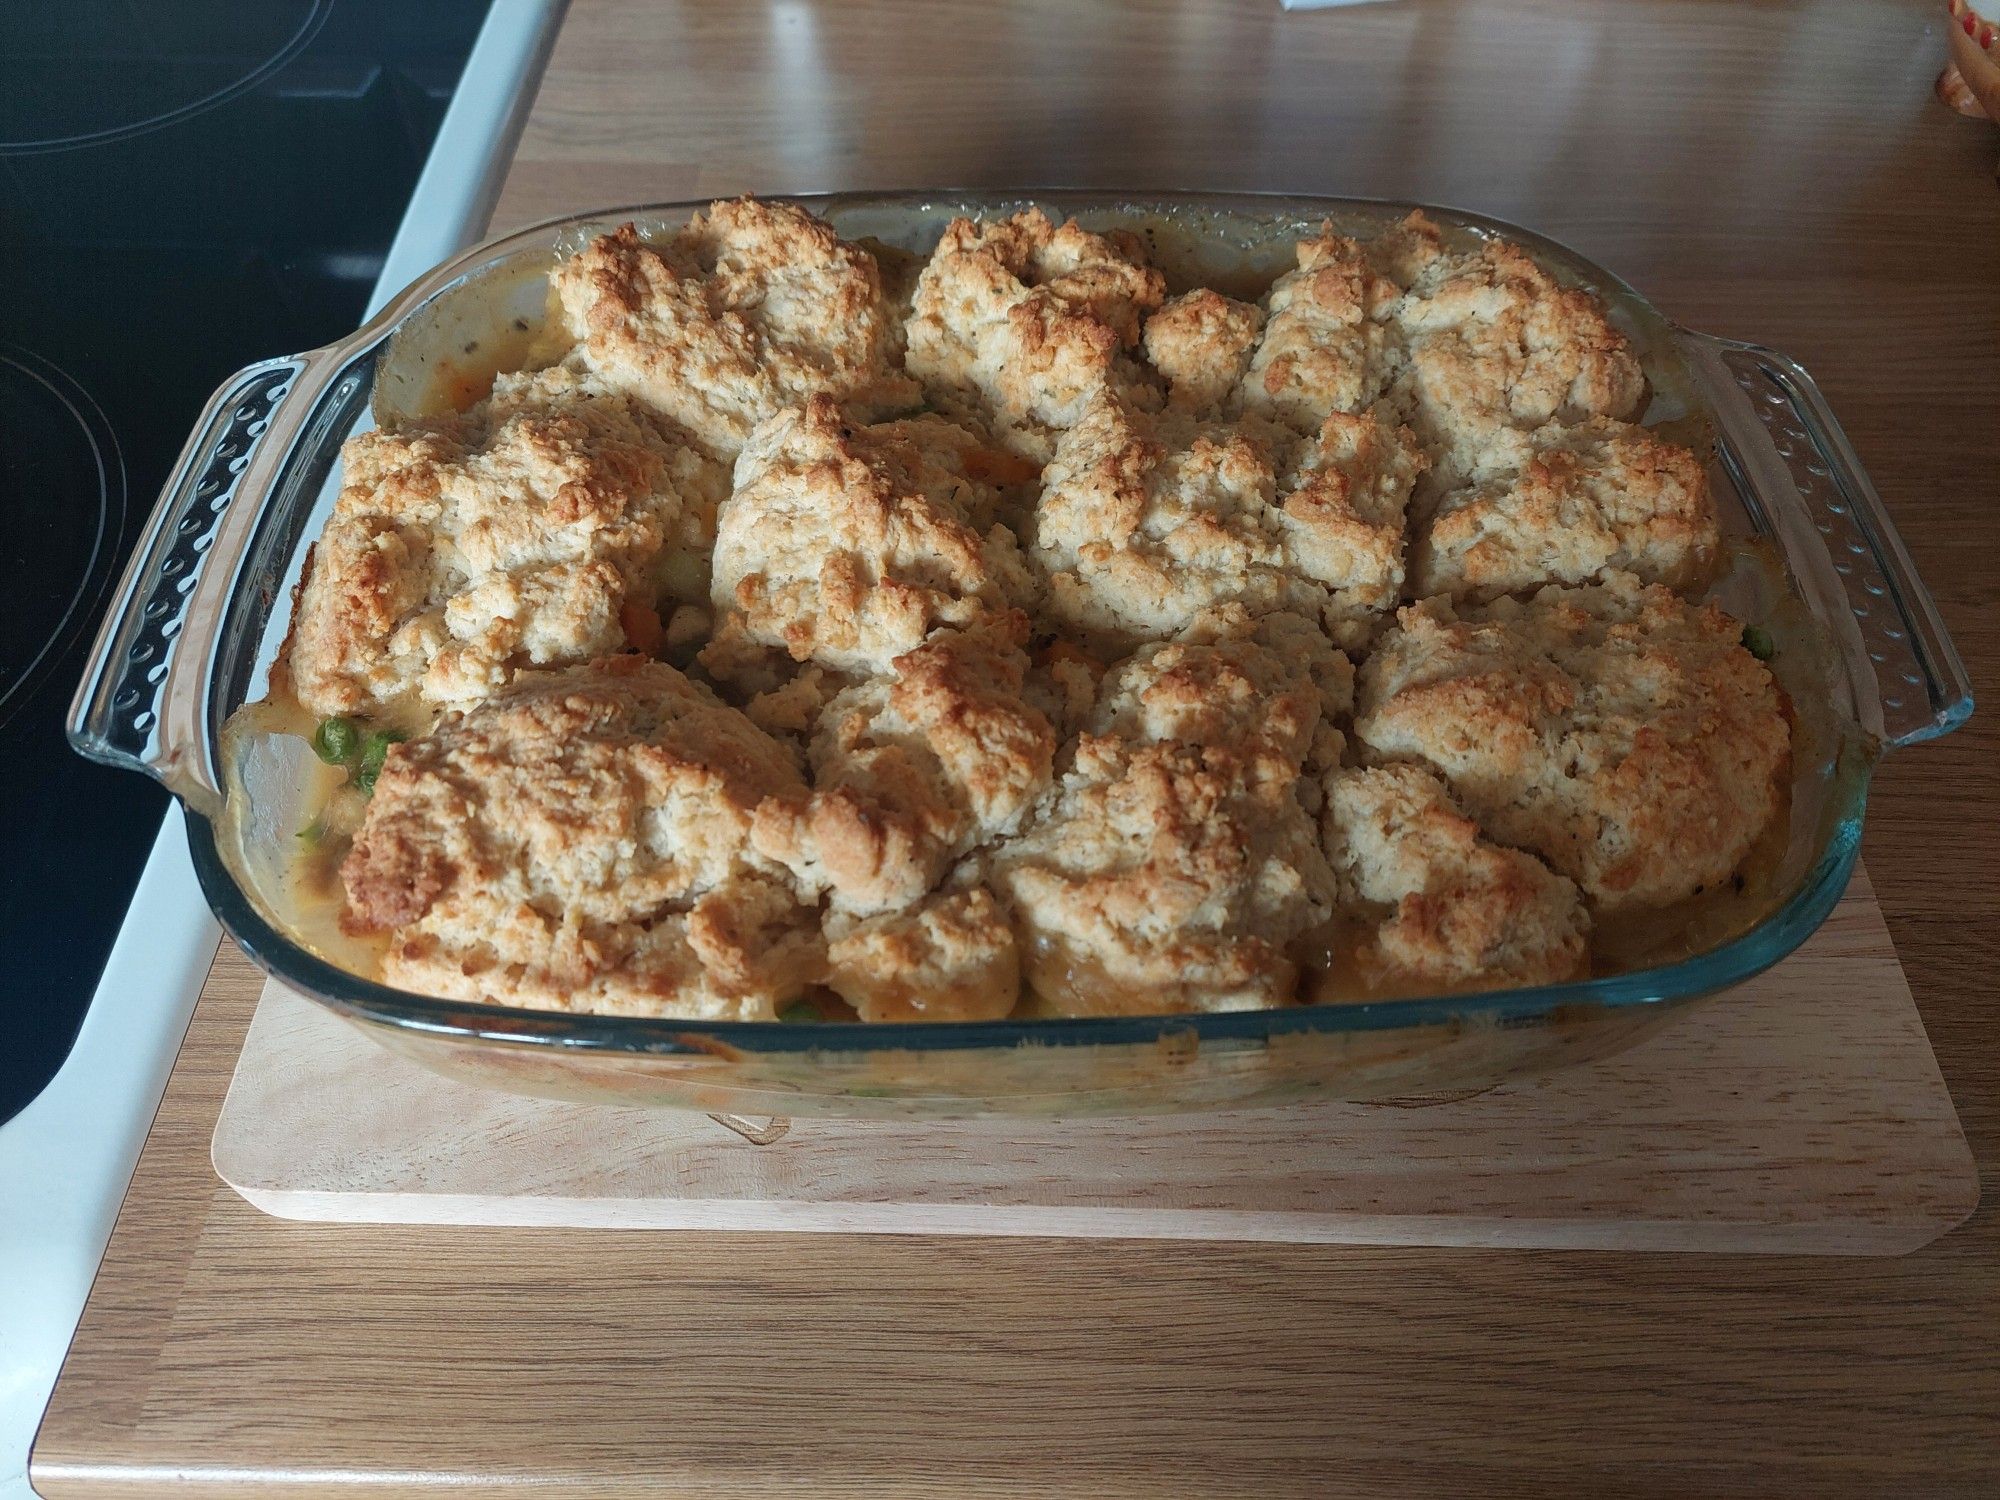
[490,365,729,614]
[1181,603,1354,718]
[824,887,1021,1022]
[1409,418,1717,601]
[904,207,1168,456]
[340,657,824,1020]
[1362,208,1451,286]
[988,626,1339,1016]
[1392,235,1647,487]
[1240,224,1414,435]
[548,201,920,459]
[1142,289,1264,415]
[1031,393,1318,646]
[752,616,1056,916]
[1323,764,1589,993]
[1177,603,1354,783]
[1354,574,1789,910]
[702,397,1036,680]
[1031,392,1420,650]
[289,367,724,720]
[1281,404,1428,635]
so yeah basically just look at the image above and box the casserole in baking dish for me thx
[70,193,1971,1117]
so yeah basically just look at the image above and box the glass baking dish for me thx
[68,192,1972,1119]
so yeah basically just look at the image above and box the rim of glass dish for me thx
[187,797,1865,1057]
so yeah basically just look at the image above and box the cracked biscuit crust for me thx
[1284,405,1427,632]
[824,887,1021,1023]
[1241,224,1416,434]
[550,202,920,459]
[1031,394,1321,647]
[752,616,1056,917]
[1410,417,1718,601]
[702,396,1036,681]
[988,624,1340,1015]
[290,367,724,720]
[1354,575,1788,909]
[1032,393,1423,650]
[340,656,822,1020]
[1177,604,1355,773]
[1324,764,1588,992]
[905,207,1167,456]
[1393,237,1648,489]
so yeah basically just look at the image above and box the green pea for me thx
[1741,624,1776,661]
[777,999,820,1023]
[353,729,406,794]
[311,716,359,766]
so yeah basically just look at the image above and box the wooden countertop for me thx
[35,1,2000,1494]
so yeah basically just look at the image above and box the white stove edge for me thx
[0,3,566,1492]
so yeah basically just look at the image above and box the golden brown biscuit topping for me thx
[290,366,723,720]
[1355,575,1789,909]
[702,395,1035,679]
[341,656,822,1020]
[985,624,1341,1016]
[1031,393,1424,652]
[1323,764,1589,992]
[905,207,1168,457]
[1409,416,1717,601]
[824,887,1021,1023]
[550,202,920,459]
[292,199,1787,1023]
[1143,289,1265,415]
[1242,226,1410,434]
[752,614,1056,917]
[1393,238,1648,488]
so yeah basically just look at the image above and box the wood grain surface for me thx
[34,0,2000,1494]
[209,870,1976,1254]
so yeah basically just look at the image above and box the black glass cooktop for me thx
[0,0,491,1124]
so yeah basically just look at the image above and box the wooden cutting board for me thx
[211,866,1976,1255]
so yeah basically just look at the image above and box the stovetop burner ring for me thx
[0,343,127,732]
[0,0,330,156]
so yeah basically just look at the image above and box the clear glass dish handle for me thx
[67,350,335,813]
[1679,331,1974,750]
